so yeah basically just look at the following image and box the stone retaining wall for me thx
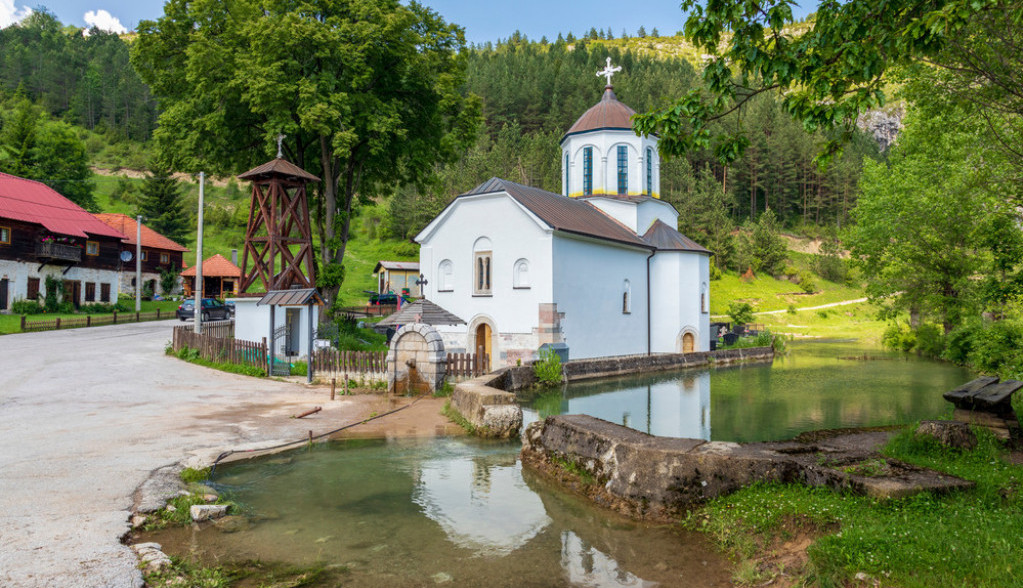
[561,347,775,382]
[450,370,523,438]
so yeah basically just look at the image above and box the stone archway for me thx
[386,323,446,394]
[676,326,700,354]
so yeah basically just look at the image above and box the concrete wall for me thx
[231,298,319,359]
[0,260,120,308]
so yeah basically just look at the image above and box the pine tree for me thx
[637,26,647,38]
[651,27,660,37]
[137,164,190,245]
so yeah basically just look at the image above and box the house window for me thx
[85,282,96,302]
[100,283,111,302]
[583,147,593,195]
[513,258,530,289]
[160,252,170,264]
[564,152,570,195]
[0,226,10,244]
[438,259,454,292]
[85,241,99,256]
[646,148,653,196]
[27,277,40,300]
[617,145,628,194]
[622,279,631,314]
[141,250,149,262]
[474,252,492,295]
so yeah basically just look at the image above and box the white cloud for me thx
[83,9,127,34]
[0,0,32,29]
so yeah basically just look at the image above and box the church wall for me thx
[650,252,711,353]
[562,130,660,198]
[585,198,638,232]
[635,200,681,235]
[551,234,649,360]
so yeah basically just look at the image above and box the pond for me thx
[145,341,972,586]
[521,341,974,442]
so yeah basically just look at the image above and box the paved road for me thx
[0,320,376,587]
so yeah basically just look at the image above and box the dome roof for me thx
[562,87,637,141]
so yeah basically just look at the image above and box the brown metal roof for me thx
[465,178,652,249]
[237,158,320,182]
[377,299,465,327]
[257,288,324,306]
[374,260,420,273]
[642,219,711,254]
[562,87,637,140]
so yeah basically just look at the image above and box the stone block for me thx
[190,504,229,522]
[916,420,978,450]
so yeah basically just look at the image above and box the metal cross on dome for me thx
[276,133,286,158]
[596,57,622,87]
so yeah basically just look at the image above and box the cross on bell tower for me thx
[596,57,621,88]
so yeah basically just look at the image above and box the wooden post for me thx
[55,317,61,329]
[157,309,161,319]
[330,378,336,401]
[87,315,91,327]
[136,311,140,322]
[262,337,269,376]
[20,315,25,331]
[113,311,117,324]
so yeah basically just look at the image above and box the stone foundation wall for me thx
[561,347,774,382]
[450,370,522,438]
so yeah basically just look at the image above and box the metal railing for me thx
[36,242,82,262]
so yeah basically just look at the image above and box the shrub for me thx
[43,275,62,312]
[814,239,848,283]
[967,320,1023,375]
[914,323,945,358]
[533,347,563,385]
[787,304,797,315]
[727,301,755,325]
[11,298,43,314]
[797,270,817,294]
[392,241,419,257]
[882,322,916,352]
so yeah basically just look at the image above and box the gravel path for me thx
[0,320,407,588]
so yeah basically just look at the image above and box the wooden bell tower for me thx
[237,154,320,293]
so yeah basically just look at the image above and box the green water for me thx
[522,341,974,442]
[150,438,730,587]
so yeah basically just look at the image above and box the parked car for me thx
[363,290,412,306]
[176,298,232,321]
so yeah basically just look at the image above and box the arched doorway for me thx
[682,332,695,353]
[475,323,492,364]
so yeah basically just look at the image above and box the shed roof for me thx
[562,87,637,141]
[237,158,320,182]
[377,299,465,327]
[180,254,242,277]
[93,213,189,252]
[257,288,324,307]
[374,260,420,273]
[641,219,711,254]
[465,178,652,249]
[0,172,127,239]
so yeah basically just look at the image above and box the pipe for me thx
[646,250,655,356]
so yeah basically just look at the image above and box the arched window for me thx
[701,281,709,313]
[646,147,653,196]
[622,279,631,314]
[513,258,530,289]
[438,259,454,292]
[583,147,593,195]
[473,237,492,296]
[617,145,628,194]
[564,152,570,195]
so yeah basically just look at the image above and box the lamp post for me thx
[135,215,142,312]
[193,172,205,334]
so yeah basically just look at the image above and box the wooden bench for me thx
[943,376,1023,442]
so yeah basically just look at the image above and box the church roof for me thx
[562,87,637,141]
[237,158,320,182]
[377,299,466,327]
[465,178,652,249]
[642,219,712,254]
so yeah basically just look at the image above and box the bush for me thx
[392,241,419,258]
[797,270,817,294]
[79,303,118,314]
[814,239,848,284]
[533,347,563,385]
[882,322,916,352]
[967,320,1023,375]
[11,298,43,314]
[727,301,755,325]
[914,323,945,358]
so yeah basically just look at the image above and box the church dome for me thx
[562,87,637,140]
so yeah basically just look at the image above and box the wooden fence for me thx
[197,319,234,339]
[311,348,388,377]
[446,352,490,379]
[172,326,267,372]
[21,309,170,333]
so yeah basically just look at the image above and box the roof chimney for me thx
[231,249,238,266]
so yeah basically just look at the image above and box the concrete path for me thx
[0,320,401,588]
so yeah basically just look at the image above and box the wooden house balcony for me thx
[36,242,82,263]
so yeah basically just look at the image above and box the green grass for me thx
[170,346,266,378]
[710,271,864,315]
[442,400,478,435]
[0,300,180,335]
[757,302,890,346]
[690,428,1023,587]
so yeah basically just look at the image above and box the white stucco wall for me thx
[561,129,660,198]
[635,200,680,234]
[230,298,318,359]
[0,260,120,308]
[551,233,650,360]
[418,192,554,363]
[649,251,711,353]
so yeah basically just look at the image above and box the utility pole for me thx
[135,215,142,313]
[193,172,205,334]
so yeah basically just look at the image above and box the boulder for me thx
[915,420,978,451]
[190,504,229,522]
[131,542,171,572]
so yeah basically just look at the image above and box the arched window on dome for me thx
[617,145,628,194]
[513,258,530,289]
[583,147,593,195]
[438,259,454,292]
[646,147,653,196]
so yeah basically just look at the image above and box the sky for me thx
[0,0,815,43]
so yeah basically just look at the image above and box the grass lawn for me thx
[758,302,889,346]
[710,271,865,315]
[691,429,1023,587]
[0,300,180,335]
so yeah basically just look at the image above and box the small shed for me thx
[374,260,421,296]
[181,254,242,298]
[231,288,323,380]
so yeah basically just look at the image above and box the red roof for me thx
[0,172,127,239]
[93,213,189,252]
[562,87,637,140]
[180,253,241,278]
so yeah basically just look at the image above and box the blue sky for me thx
[2,0,813,43]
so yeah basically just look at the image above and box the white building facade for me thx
[416,74,710,367]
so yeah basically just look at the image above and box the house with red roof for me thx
[93,214,189,296]
[180,253,242,298]
[0,172,128,310]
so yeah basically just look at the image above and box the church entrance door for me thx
[682,332,695,354]
[475,323,492,368]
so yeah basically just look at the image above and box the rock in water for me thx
[916,420,978,451]
[190,504,229,522]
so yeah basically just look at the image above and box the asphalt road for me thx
[0,320,364,587]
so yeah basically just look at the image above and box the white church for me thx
[415,61,711,367]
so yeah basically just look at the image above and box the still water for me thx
[147,341,971,586]
[522,341,974,442]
